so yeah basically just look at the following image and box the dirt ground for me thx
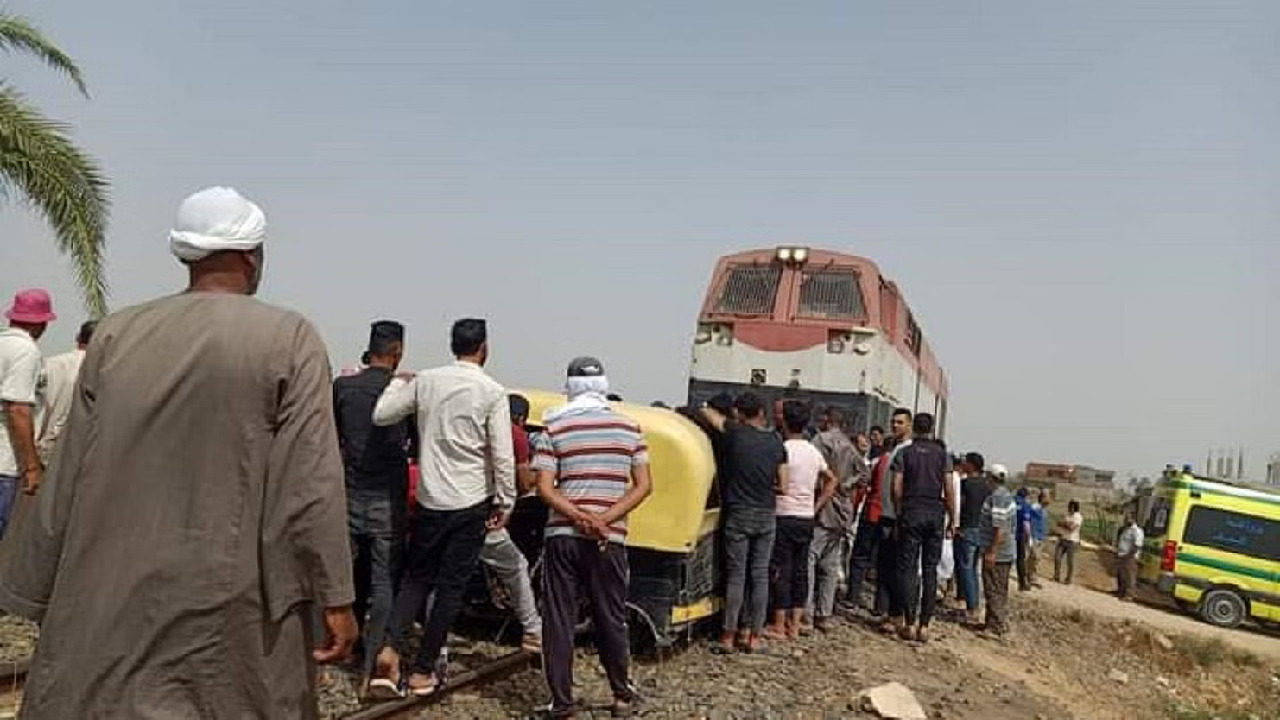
[408,545,1280,719]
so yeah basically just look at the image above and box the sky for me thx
[2,0,1276,480]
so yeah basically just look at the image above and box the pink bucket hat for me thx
[4,289,57,324]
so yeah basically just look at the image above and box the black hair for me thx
[734,392,764,420]
[606,393,623,402]
[782,400,809,434]
[450,318,487,357]
[869,425,885,435]
[509,394,530,423]
[707,392,735,415]
[964,452,986,472]
[76,320,98,346]
[1068,500,1080,513]
[912,412,935,436]
[892,407,912,420]
[368,336,400,357]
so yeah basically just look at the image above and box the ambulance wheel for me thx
[1199,589,1247,628]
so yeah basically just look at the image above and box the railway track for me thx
[343,649,536,720]
[0,651,534,720]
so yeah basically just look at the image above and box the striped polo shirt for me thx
[531,408,649,544]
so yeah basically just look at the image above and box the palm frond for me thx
[0,84,109,316]
[0,11,88,96]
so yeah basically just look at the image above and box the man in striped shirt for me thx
[532,357,652,719]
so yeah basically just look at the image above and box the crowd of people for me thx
[680,394,1029,650]
[0,185,1103,720]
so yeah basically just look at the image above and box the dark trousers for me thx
[897,506,945,627]
[844,514,880,610]
[386,500,489,674]
[542,536,633,714]
[876,517,902,618]
[1117,555,1138,599]
[1054,539,1079,584]
[770,516,814,612]
[1016,534,1034,590]
[982,561,1012,635]
[349,490,406,675]
[722,508,776,633]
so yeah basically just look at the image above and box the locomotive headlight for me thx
[827,337,845,354]
[776,247,794,262]
[793,246,809,263]
[716,331,734,346]
[694,325,713,344]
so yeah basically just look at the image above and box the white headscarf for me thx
[543,375,612,425]
[169,186,266,262]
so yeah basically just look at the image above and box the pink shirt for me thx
[778,439,828,518]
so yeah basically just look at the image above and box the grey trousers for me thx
[807,525,846,619]
[482,528,542,636]
[721,508,776,634]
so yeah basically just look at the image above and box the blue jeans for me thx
[956,527,983,612]
[0,474,19,540]
[721,507,776,634]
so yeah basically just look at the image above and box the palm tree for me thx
[1,10,109,317]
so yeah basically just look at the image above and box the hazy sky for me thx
[3,0,1276,479]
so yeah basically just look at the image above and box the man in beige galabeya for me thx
[0,186,357,719]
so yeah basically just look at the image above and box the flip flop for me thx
[407,674,440,697]
[366,675,407,700]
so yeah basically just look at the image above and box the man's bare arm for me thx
[943,475,958,531]
[697,406,728,433]
[536,468,587,525]
[775,462,789,495]
[891,471,904,510]
[814,468,838,512]
[599,463,653,526]
[4,402,42,493]
[516,463,538,495]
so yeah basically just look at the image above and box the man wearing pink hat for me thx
[0,288,56,538]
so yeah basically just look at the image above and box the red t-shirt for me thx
[863,453,892,524]
[512,424,530,466]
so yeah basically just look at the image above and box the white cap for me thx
[990,463,1009,480]
[169,186,266,262]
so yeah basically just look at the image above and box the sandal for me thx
[406,672,440,697]
[365,675,406,700]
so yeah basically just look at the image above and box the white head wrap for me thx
[169,186,266,262]
[565,375,610,400]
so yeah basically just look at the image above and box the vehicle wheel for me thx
[1199,589,1247,628]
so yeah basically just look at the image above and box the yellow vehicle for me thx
[513,389,719,649]
[1139,473,1280,628]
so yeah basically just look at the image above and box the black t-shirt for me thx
[890,437,951,512]
[959,476,992,529]
[719,422,787,512]
[333,367,413,490]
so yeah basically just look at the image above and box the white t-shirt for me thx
[0,327,44,476]
[779,438,828,518]
[1062,511,1084,543]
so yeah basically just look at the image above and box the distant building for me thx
[1268,454,1280,487]
[1025,462,1116,488]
